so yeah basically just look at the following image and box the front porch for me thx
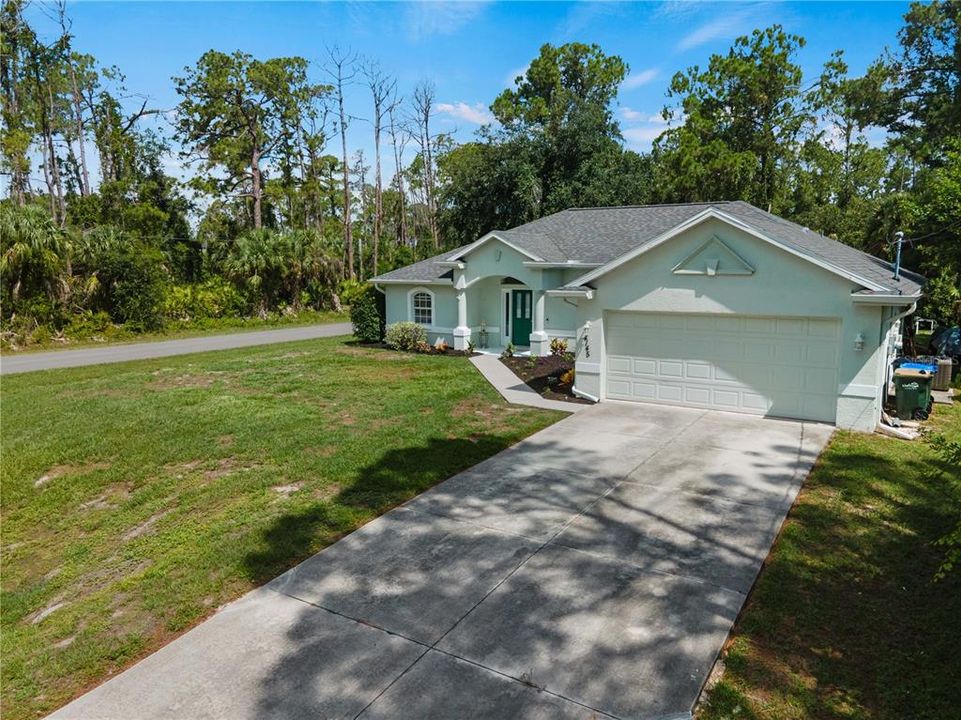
[451,275,575,356]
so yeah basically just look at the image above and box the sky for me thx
[25,0,912,184]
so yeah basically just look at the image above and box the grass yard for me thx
[698,400,961,720]
[1,309,349,353]
[0,337,563,719]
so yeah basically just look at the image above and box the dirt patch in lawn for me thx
[35,462,111,488]
[501,355,592,405]
[122,511,170,541]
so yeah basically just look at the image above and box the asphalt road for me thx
[0,322,353,375]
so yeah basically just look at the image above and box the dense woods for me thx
[1,0,959,348]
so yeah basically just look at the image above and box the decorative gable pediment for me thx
[672,236,755,277]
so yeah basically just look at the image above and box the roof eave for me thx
[567,207,890,293]
[851,291,922,305]
[447,231,545,263]
[372,278,453,285]
[546,287,594,300]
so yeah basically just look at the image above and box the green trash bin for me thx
[893,368,934,420]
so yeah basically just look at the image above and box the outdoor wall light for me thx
[854,332,865,352]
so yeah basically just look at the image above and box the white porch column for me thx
[529,289,549,356]
[453,269,471,350]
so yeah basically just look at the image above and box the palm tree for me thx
[225,229,286,316]
[0,205,69,305]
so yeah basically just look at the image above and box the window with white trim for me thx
[412,291,433,325]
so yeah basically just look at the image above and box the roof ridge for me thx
[564,201,731,212]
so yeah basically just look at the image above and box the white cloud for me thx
[622,126,667,145]
[622,68,659,90]
[620,109,682,150]
[653,0,702,20]
[437,101,494,125]
[621,107,670,124]
[504,63,529,88]
[404,1,490,42]
[676,7,762,52]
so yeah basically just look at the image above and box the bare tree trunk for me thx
[363,62,395,277]
[326,47,356,280]
[412,81,439,249]
[251,144,263,229]
[67,64,89,195]
[388,102,409,252]
[58,2,90,196]
[354,151,368,281]
[45,86,66,225]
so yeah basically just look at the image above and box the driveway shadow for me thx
[246,419,806,718]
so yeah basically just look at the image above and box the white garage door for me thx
[605,312,840,422]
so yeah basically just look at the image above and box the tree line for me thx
[1,0,958,346]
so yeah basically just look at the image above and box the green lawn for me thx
[698,400,961,720]
[0,337,563,719]
[1,309,349,353]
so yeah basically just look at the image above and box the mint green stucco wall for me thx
[570,217,895,431]
[381,238,581,347]
[383,284,458,344]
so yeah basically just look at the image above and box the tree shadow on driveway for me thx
[246,420,816,719]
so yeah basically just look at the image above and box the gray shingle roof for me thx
[372,201,924,296]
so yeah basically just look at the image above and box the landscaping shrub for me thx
[350,285,385,343]
[338,278,368,307]
[384,321,427,351]
[94,241,167,331]
[164,277,247,322]
[550,337,569,355]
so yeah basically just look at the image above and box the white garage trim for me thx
[603,311,842,423]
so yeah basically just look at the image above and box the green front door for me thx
[511,289,532,346]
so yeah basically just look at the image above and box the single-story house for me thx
[372,201,923,431]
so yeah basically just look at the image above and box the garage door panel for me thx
[712,389,741,409]
[684,386,711,404]
[806,343,838,367]
[775,342,806,364]
[745,317,777,334]
[633,358,657,375]
[743,339,777,361]
[605,312,839,423]
[771,366,803,391]
[685,362,712,380]
[807,318,837,337]
[658,360,684,378]
[803,367,837,391]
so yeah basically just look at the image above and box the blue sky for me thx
[28,1,911,180]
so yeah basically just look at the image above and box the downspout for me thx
[879,301,917,413]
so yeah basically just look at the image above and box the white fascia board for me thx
[447,232,544,262]
[373,278,453,285]
[851,292,922,305]
[546,288,594,299]
[568,207,889,292]
[435,260,465,269]
[521,261,602,269]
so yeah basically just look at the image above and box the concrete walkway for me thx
[0,323,353,375]
[50,402,833,720]
[469,354,588,413]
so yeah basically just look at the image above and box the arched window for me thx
[412,291,433,325]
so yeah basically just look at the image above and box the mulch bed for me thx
[501,354,593,404]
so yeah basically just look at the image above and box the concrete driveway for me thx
[50,402,833,720]
[0,322,352,375]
